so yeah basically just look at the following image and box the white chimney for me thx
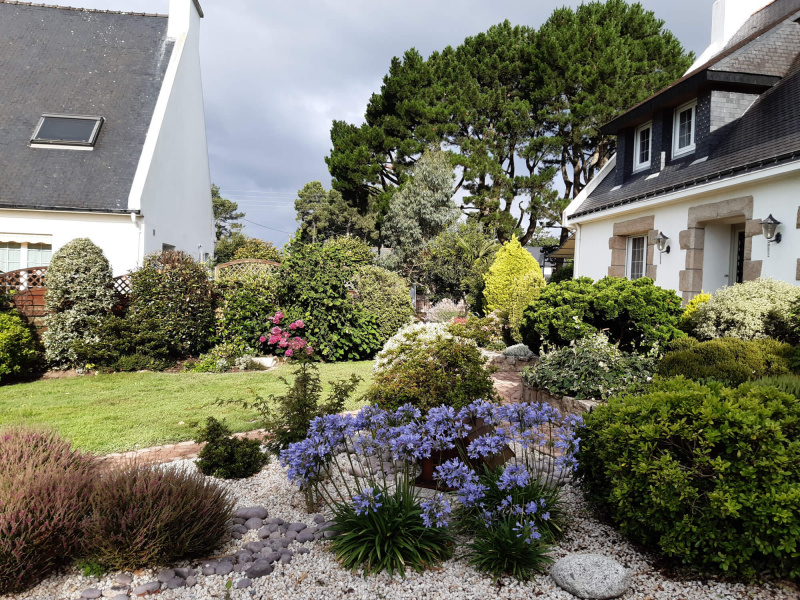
[168,0,204,39]
[686,0,774,74]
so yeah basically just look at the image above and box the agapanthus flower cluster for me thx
[421,493,452,528]
[259,311,313,358]
[352,486,383,516]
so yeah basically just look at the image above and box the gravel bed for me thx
[2,460,796,600]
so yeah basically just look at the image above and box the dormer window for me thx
[30,115,104,149]
[633,122,652,172]
[673,100,696,157]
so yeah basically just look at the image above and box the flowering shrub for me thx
[523,333,656,400]
[425,298,465,323]
[693,278,800,341]
[577,377,800,580]
[0,427,97,594]
[0,311,41,383]
[280,401,580,579]
[367,323,495,411]
[258,311,312,358]
[446,312,505,350]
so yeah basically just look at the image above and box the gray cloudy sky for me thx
[71,0,713,246]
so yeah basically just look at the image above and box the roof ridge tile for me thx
[0,0,166,17]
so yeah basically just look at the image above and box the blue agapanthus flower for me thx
[467,433,506,459]
[352,486,382,516]
[421,493,452,528]
[498,464,531,491]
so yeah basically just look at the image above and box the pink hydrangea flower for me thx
[271,326,281,335]
[259,335,267,343]
[289,322,297,330]
[268,335,281,345]
[278,339,289,348]
[273,311,284,325]
[285,349,293,357]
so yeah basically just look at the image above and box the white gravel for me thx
[2,459,796,600]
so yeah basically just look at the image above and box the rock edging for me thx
[520,382,600,416]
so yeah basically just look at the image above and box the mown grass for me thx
[0,361,374,454]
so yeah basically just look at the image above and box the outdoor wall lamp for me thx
[761,214,782,257]
[654,231,670,263]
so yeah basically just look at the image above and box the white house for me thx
[0,0,214,276]
[563,0,800,303]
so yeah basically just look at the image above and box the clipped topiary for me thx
[43,238,115,369]
[693,278,800,341]
[508,270,546,342]
[483,236,543,318]
[577,377,800,580]
[195,417,269,479]
[0,311,41,383]
[351,265,414,345]
[130,251,216,358]
[232,237,281,262]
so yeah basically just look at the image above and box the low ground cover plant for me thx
[523,333,655,399]
[195,417,269,479]
[520,276,683,353]
[657,337,794,387]
[577,377,800,580]
[503,343,534,358]
[0,427,97,594]
[366,322,496,411]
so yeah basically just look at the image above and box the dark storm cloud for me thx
[69,0,713,245]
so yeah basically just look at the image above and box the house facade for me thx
[564,0,800,303]
[0,0,214,276]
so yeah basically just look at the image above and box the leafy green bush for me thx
[327,484,453,578]
[216,270,279,351]
[467,515,553,583]
[679,291,710,332]
[508,270,546,342]
[657,337,794,387]
[520,276,683,353]
[576,377,800,580]
[0,427,97,594]
[232,237,281,262]
[693,278,800,341]
[0,311,40,383]
[130,251,216,358]
[548,262,573,284]
[446,312,504,351]
[367,323,496,411]
[523,333,655,399]
[43,238,115,369]
[195,417,269,479]
[83,462,234,571]
[278,240,381,361]
[70,315,174,371]
[351,265,413,345]
[483,236,543,317]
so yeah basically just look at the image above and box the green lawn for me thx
[0,361,374,454]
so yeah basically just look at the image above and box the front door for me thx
[729,224,745,285]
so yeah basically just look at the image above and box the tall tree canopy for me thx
[212,184,244,240]
[326,1,693,244]
[294,181,374,243]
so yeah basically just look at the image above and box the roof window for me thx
[30,115,104,148]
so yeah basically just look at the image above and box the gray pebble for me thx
[279,548,292,556]
[237,554,253,564]
[297,530,315,543]
[287,522,307,532]
[232,517,247,525]
[201,566,216,576]
[323,529,336,538]
[231,524,248,534]
[231,531,243,540]
[268,531,282,540]
[285,530,298,540]
[81,589,102,599]
[234,506,269,520]
[215,561,234,576]
[244,517,264,530]
[173,568,193,579]
[113,595,129,600]
[314,531,324,541]
[185,576,197,587]
[267,523,279,533]
[296,547,311,555]
[245,561,273,579]
[132,581,160,596]
[257,526,271,538]
[236,578,252,589]
[243,541,263,553]
[262,551,281,563]
[157,569,175,583]
[312,514,325,524]
[234,563,245,573]
[115,574,133,585]
[166,577,186,589]
[280,553,292,564]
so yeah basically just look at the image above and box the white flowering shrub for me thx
[373,322,452,373]
[425,299,464,323]
[691,278,800,341]
[503,343,534,358]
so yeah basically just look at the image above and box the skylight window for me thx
[30,115,103,148]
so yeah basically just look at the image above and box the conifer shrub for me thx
[577,377,800,580]
[0,311,41,382]
[351,265,414,344]
[130,251,216,358]
[195,417,269,479]
[483,236,543,318]
[508,270,546,342]
[692,278,800,341]
[0,427,97,594]
[83,462,234,571]
[657,337,794,386]
[43,238,115,368]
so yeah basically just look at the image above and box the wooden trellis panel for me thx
[214,259,280,280]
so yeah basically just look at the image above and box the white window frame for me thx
[0,241,52,272]
[626,235,647,280]
[633,121,652,172]
[672,100,697,158]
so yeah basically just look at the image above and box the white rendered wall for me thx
[571,168,800,295]
[0,209,142,276]
[129,2,215,262]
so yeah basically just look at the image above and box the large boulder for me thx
[550,554,631,600]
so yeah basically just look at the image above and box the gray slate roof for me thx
[574,0,800,218]
[0,1,174,213]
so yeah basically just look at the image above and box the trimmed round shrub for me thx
[0,427,97,594]
[692,278,800,341]
[483,236,543,317]
[83,462,234,571]
[351,265,414,344]
[520,276,683,353]
[0,311,40,382]
[195,417,269,479]
[231,237,281,262]
[216,270,279,351]
[367,323,496,411]
[577,377,800,580]
[130,250,216,358]
[657,337,794,386]
[508,270,546,342]
[43,238,115,368]
[523,333,655,400]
